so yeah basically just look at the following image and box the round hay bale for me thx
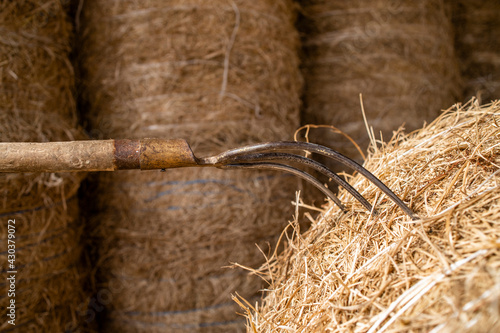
[78,0,302,331]
[238,99,500,332]
[299,0,462,165]
[79,0,301,150]
[453,0,500,103]
[0,201,84,332]
[0,1,88,331]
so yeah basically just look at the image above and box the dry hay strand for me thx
[0,1,88,331]
[78,0,302,331]
[453,0,500,103]
[299,0,462,164]
[237,99,500,332]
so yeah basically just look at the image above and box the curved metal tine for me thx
[222,152,375,214]
[219,162,346,211]
[207,141,417,220]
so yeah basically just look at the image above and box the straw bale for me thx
[0,1,88,331]
[299,0,462,165]
[0,201,84,332]
[453,0,500,103]
[78,0,302,330]
[238,99,500,332]
[79,0,301,153]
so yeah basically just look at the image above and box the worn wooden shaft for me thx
[0,139,198,173]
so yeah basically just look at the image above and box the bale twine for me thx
[78,0,302,331]
[453,0,500,103]
[0,1,88,331]
[299,0,462,165]
[237,99,500,332]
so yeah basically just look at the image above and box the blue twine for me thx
[124,301,235,317]
[0,194,77,218]
[142,173,292,205]
[144,178,246,203]
[111,269,247,284]
[115,318,244,329]
[0,261,77,292]
[114,302,245,329]
[131,200,232,212]
[0,248,72,277]
[0,221,79,253]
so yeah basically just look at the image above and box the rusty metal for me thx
[214,152,373,213]
[201,141,417,219]
[114,139,140,170]
[0,138,417,219]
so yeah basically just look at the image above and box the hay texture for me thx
[78,0,302,331]
[238,99,500,332]
[0,1,87,332]
[453,0,500,103]
[79,0,302,152]
[299,0,462,164]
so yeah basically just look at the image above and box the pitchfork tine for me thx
[200,141,417,220]
[220,162,346,211]
[216,152,375,214]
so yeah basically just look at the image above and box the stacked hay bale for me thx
[299,0,462,165]
[453,0,500,103]
[238,99,500,332]
[78,0,302,331]
[0,1,88,332]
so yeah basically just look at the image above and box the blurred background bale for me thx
[77,0,302,331]
[298,0,462,168]
[240,100,500,332]
[453,0,500,103]
[0,0,88,332]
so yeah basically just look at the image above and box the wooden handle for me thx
[0,139,198,173]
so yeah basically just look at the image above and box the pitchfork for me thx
[0,139,417,219]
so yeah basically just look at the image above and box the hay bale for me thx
[0,1,88,331]
[79,0,301,150]
[0,201,85,332]
[453,0,500,103]
[238,99,500,332]
[78,0,302,331]
[299,0,462,165]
